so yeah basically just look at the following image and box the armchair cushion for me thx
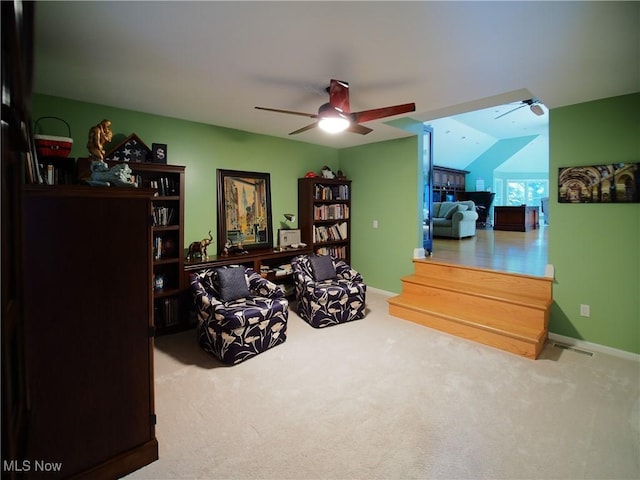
[309,254,337,281]
[439,202,458,219]
[217,266,250,301]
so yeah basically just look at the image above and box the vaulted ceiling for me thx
[33,1,639,150]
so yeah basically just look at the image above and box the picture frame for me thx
[278,229,301,248]
[152,143,167,164]
[558,162,639,203]
[216,169,273,253]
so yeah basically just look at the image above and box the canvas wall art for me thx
[558,162,639,203]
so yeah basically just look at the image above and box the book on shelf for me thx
[154,297,180,328]
[313,184,349,201]
[147,176,178,196]
[152,206,176,226]
[315,245,347,259]
[313,204,349,220]
[313,222,348,243]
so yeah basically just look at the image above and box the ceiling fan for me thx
[494,99,544,120]
[255,79,416,135]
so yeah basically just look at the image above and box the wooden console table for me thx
[184,247,313,287]
[493,206,539,232]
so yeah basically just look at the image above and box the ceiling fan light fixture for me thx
[318,116,350,133]
[530,103,544,116]
[318,102,350,133]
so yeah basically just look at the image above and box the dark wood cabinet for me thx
[2,1,35,473]
[432,166,468,202]
[298,177,351,263]
[21,185,158,479]
[3,4,158,477]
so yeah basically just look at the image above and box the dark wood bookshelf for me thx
[298,177,351,263]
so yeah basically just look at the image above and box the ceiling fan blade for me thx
[255,106,317,118]
[351,103,416,123]
[328,79,350,113]
[348,124,373,135]
[289,122,318,135]
[494,103,526,119]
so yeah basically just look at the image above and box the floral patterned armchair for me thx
[291,254,366,328]
[190,265,288,365]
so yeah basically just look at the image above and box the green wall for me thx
[339,136,421,293]
[33,92,640,354]
[32,94,338,253]
[549,92,640,354]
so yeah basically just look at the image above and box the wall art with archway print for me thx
[558,162,639,203]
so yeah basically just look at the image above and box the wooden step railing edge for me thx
[388,296,547,345]
[400,274,553,311]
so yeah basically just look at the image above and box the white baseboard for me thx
[548,332,640,362]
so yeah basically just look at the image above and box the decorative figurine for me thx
[89,160,136,187]
[87,119,113,161]
[221,239,247,256]
[85,119,136,187]
[186,230,214,260]
[321,165,335,179]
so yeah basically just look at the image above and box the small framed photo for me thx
[152,143,167,164]
[278,229,301,248]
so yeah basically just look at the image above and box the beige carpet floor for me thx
[126,289,639,480]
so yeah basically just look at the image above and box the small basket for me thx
[34,117,73,158]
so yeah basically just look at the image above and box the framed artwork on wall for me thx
[216,169,273,253]
[558,162,639,203]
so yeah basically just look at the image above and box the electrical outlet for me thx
[373,220,378,229]
[580,304,590,317]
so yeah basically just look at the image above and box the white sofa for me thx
[431,200,478,238]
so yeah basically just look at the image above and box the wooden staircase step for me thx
[400,277,549,330]
[388,259,553,359]
[388,293,545,343]
[412,259,552,305]
[388,295,547,359]
[402,273,551,310]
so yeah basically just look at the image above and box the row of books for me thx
[25,154,76,185]
[315,245,347,259]
[313,184,349,201]
[153,235,178,259]
[313,222,348,243]
[143,176,178,196]
[153,206,177,227]
[154,297,180,328]
[43,163,74,185]
[314,204,349,220]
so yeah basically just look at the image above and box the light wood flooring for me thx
[430,225,548,277]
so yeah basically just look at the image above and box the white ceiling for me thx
[33,1,639,150]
